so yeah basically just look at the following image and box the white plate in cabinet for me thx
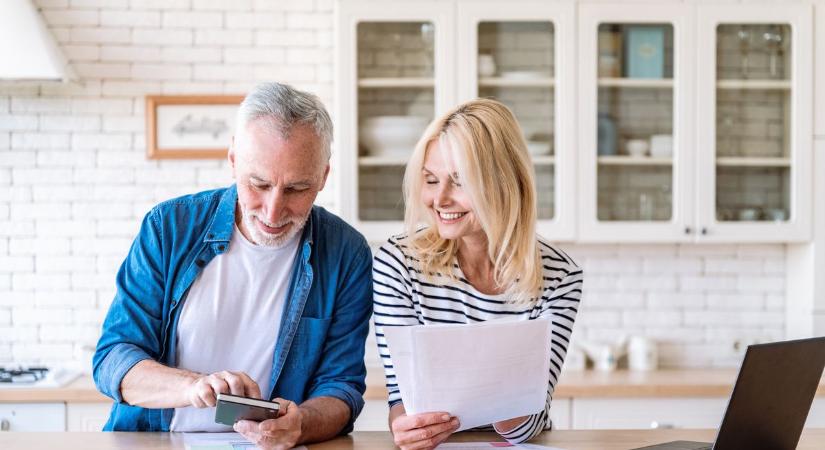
[66,402,112,432]
[571,398,727,430]
[0,403,65,431]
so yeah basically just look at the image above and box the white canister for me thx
[628,336,658,371]
[649,134,673,157]
[563,345,587,371]
[478,54,496,77]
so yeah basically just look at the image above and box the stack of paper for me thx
[384,317,553,431]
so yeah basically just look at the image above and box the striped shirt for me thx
[372,234,583,444]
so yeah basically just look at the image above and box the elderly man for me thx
[93,82,373,448]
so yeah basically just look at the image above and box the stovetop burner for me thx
[0,366,50,384]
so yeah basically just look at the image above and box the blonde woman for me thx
[373,98,583,449]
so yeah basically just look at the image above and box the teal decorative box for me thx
[624,26,665,79]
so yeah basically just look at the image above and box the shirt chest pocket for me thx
[287,316,333,373]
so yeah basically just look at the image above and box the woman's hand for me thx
[390,410,460,450]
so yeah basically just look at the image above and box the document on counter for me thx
[383,317,553,431]
[437,444,568,450]
[182,432,307,450]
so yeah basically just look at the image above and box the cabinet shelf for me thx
[598,78,674,89]
[715,156,791,167]
[358,77,435,88]
[597,155,673,166]
[359,155,409,166]
[479,77,555,88]
[716,79,791,90]
[531,155,556,165]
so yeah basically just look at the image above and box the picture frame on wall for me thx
[145,95,244,159]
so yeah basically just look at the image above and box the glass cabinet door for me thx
[696,4,812,242]
[475,21,556,219]
[458,2,575,240]
[579,4,691,242]
[596,23,675,223]
[714,24,791,224]
[356,21,436,221]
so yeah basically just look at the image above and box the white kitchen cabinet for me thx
[550,398,571,430]
[579,2,812,243]
[571,397,728,430]
[694,4,813,242]
[336,0,456,241]
[66,402,111,431]
[354,399,389,431]
[338,1,813,244]
[456,1,576,241]
[335,0,577,242]
[578,3,694,243]
[0,402,65,431]
[805,398,825,428]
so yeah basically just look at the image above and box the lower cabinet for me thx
[571,397,825,430]
[353,399,389,431]
[0,403,65,431]
[804,399,825,428]
[571,398,728,429]
[353,398,573,432]
[66,402,112,431]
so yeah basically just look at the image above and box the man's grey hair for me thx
[236,82,333,161]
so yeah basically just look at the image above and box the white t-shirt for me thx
[170,226,301,432]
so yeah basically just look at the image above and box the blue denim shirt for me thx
[92,185,373,432]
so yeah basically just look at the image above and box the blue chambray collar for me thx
[203,184,315,247]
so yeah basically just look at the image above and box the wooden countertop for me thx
[3,369,824,403]
[2,429,825,450]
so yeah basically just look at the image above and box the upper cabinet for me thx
[695,4,812,242]
[336,0,576,242]
[336,1,813,243]
[456,1,576,240]
[578,3,694,242]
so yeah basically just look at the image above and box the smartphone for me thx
[214,393,280,426]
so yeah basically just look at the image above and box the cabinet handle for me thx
[1,418,9,431]
[650,421,675,429]
[700,227,708,235]
[684,226,692,234]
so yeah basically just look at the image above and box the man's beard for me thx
[241,208,308,248]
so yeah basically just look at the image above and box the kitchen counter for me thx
[3,368,824,404]
[2,429,825,449]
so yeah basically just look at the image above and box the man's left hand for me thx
[234,398,302,450]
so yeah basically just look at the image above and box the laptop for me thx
[632,336,825,450]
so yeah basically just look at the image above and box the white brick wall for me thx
[0,0,790,371]
[568,243,786,368]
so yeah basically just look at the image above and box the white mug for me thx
[628,336,658,371]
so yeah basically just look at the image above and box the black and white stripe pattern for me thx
[372,234,583,444]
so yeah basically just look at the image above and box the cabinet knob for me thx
[684,226,692,234]
[1,418,9,431]
[701,227,708,235]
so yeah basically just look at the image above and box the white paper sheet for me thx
[436,443,568,450]
[182,432,307,450]
[384,317,553,431]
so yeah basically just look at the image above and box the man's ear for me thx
[228,136,236,178]
[319,164,330,191]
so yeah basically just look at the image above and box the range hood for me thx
[0,0,75,82]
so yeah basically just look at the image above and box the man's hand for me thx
[390,411,460,450]
[186,370,261,408]
[234,398,302,450]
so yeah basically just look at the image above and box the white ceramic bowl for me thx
[359,116,430,157]
[526,140,552,156]
[625,139,649,157]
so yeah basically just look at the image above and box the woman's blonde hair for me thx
[402,98,543,304]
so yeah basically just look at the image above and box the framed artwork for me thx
[145,95,244,159]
